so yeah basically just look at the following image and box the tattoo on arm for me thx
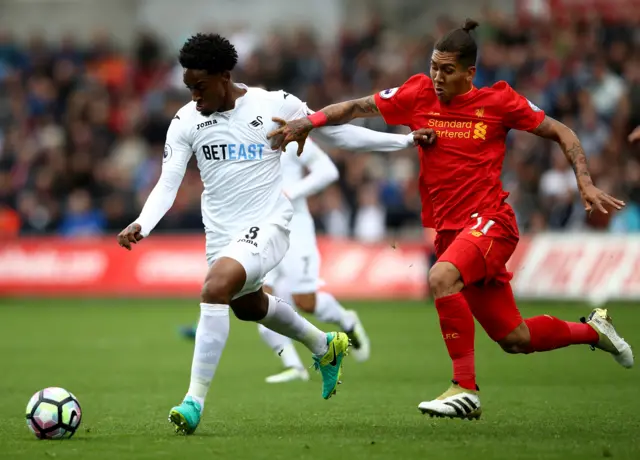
[532,116,593,185]
[565,142,592,182]
[321,95,380,125]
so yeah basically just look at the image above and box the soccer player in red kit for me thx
[268,19,634,419]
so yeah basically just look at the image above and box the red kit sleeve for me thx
[374,74,428,126]
[498,82,546,132]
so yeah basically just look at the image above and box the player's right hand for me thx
[117,223,144,250]
[579,183,625,215]
[628,126,640,143]
[412,128,436,147]
[268,117,313,155]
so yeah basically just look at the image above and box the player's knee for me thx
[292,293,316,313]
[428,262,463,298]
[201,277,234,305]
[201,257,247,305]
[498,323,531,354]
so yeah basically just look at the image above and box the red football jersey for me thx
[374,74,545,231]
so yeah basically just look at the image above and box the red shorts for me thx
[435,210,518,286]
[434,209,522,341]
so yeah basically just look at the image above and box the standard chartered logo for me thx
[426,119,488,141]
[473,122,487,140]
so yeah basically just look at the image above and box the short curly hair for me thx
[179,33,238,74]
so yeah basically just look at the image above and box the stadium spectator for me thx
[539,146,579,229]
[58,188,106,237]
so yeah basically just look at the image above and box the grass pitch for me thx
[0,298,638,459]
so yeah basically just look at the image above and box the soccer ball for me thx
[26,387,82,439]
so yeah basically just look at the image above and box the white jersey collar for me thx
[215,83,249,116]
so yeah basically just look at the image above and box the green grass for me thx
[0,298,639,460]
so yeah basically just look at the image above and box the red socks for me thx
[524,315,599,353]
[435,293,600,388]
[435,293,476,390]
[567,321,600,344]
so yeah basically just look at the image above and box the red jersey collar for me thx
[448,85,477,105]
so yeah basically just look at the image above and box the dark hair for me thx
[434,19,479,67]
[179,33,238,74]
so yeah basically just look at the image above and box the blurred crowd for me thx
[1,9,640,241]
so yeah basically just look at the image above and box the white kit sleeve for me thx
[284,139,339,201]
[311,123,415,152]
[134,119,193,237]
[277,91,416,153]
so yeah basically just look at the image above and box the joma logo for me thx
[197,120,217,130]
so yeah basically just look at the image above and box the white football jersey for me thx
[165,85,298,249]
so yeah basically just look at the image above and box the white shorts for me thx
[206,223,290,300]
[264,217,320,294]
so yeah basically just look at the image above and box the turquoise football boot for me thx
[313,332,350,399]
[179,323,197,340]
[168,396,202,435]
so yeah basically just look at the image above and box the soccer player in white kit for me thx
[258,138,371,384]
[116,33,430,435]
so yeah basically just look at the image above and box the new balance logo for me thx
[249,116,263,128]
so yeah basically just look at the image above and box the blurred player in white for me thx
[116,33,434,436]
[259,138,371,384]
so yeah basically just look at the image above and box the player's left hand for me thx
[117,223,144,250]
[628,126,640,144]
[268,117,313,156]
[579,183,625,215]
[412,128,436,147]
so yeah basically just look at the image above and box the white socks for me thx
[187,296,329,406]
[257,324,304,369]
[186,303,230,408]
[258,295,328,356]
[315,291,356,331]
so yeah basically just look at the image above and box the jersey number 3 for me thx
[245,227,260,240]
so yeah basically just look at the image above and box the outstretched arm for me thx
[117,121,192,250]
[269,83,429,155]
[268,95,383,155]
[312,95,381,125]
[306,75,426,128]
[305,97,436,152]
[531,116,624,214]
[311,123,433,153]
